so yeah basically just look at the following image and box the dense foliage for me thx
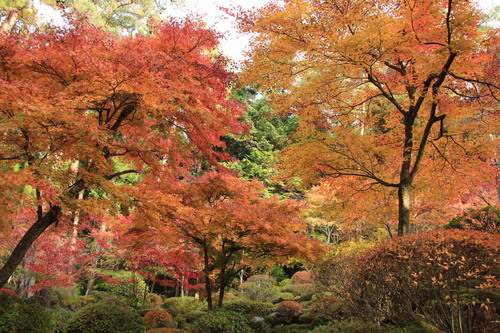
[0,0,498,332]
[66,301,145,333]
[350,230,499,332]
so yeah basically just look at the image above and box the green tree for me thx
[224,88,299,197]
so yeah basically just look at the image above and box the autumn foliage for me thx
[235,0,499,236]
[0,18,245,287]
[350,229,499,332]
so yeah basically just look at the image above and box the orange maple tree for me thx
[0,19,245,287]
[235,0,499,236]
[134,172,321,310]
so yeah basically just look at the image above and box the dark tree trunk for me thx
[203,249,213,311]
[0,206,61,288]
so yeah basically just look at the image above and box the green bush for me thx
[0,294,52,333]
[249,317,271,332]
[66,301,145,333]
[163,297,206,326]
[281,283,317,301]
[224,299,275,317]
[276,292,295,302]
[238,278,279,302]
[0,291,17,333]
[49,305,74,333]
[61,295,97,311]
[189,309,252,333]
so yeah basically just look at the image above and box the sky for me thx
[37,0,498,63]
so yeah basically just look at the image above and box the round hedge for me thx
[66,301,145,333]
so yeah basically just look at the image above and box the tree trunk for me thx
[398,182,411,236]
[217,267,227,309]
[0,206,61,288]
[203,248,213,311]
[1,11,18,33]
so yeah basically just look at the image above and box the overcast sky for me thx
[169,0,498,63]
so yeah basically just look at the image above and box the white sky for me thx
[167,0,497,63]
[37,0,497,63]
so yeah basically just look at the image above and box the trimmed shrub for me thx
[0,291,18,333]
[238,278,279,303]
[308,296,347,325]
[291,270,313,284]
[247,275,277,284]
[350,229,499,333]
[281,283,317,301]
[49,305,74,333]
[276,292,295,302]
[223,299,275,317]
[66,301,145,333]
[189,309,252,333]
[0,294,52,333]
[143,309,174,329]
[163,297,206,327]
[144,293,165,310]
[61,295,97,311]
[276,301,303,323]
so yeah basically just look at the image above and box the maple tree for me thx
[0,19,245,288]
[135,172,321,310]
[235,0,500,236]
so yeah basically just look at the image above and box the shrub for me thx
[0,294,52,333]
[163,297,206,327]
[314,240,374,296]
[314,319,387,333]
[143,309,174,329]
[238,278,279,303]
[276,301,303,323]
[276,292,295,302]
[270,266,288,282]
[350,229,499,333]
[249,317,271,332]
[308,296,347,325]
[189,309,252,333]
[49,305,74,333]
[144,293,165,310]
[291,270,313,284]
[0,291,18,333]
[224,299,275,317]
[61,295,97,310]
[66,301,145,333]
[247,275,277,284]
[281,283,317,301]
[278,278,292,288]
[446,206,499,234]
